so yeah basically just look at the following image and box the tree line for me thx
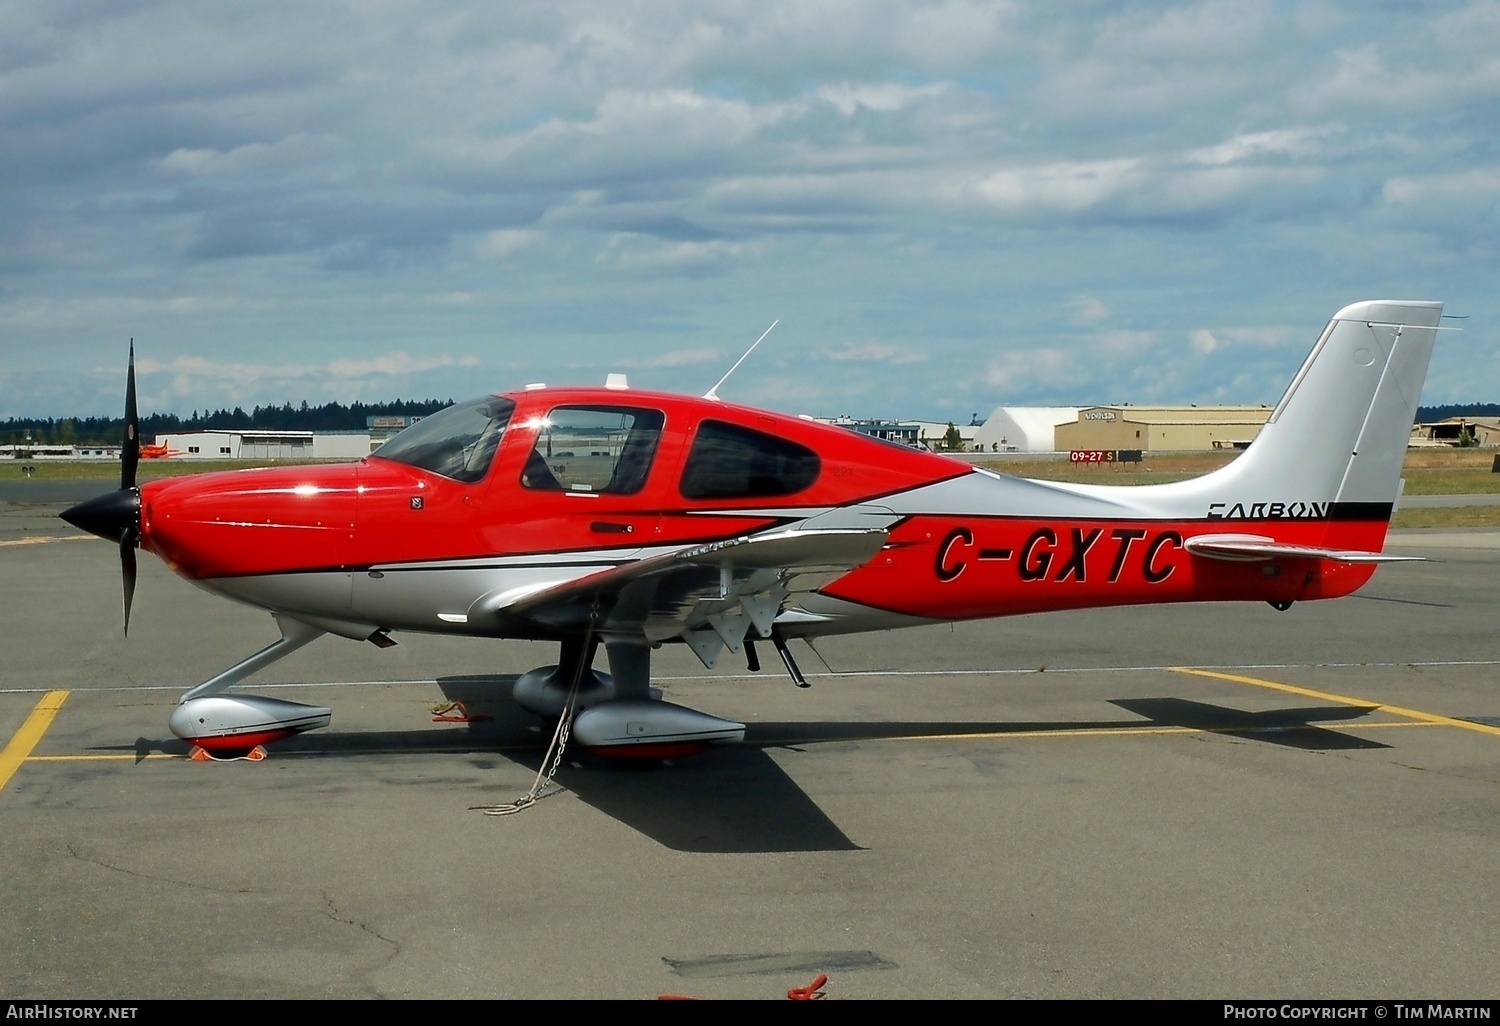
[7,400,1500,448]
[2,399,456,446]
[1414,403,1500,423]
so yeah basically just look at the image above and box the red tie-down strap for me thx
[431,700,492,723]
[657,973,830,1001]
[787,974,828,1000]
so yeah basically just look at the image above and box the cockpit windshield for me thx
[371,396,516,483]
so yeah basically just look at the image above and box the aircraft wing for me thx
[1184,534,1422,564]
[478,528,889,666]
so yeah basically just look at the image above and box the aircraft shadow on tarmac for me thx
[105,677,1387,854]
[744,696,1388,753]
[1108,698,1389,751]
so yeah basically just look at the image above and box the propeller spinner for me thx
[59,340,143,633]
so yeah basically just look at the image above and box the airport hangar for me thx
[154,429,375,460]
[1046,407,1499,454]
[966,405,1275,454]
[1054,405,1275,453]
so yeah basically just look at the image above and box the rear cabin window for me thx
[680,420,820,499]
[521,406,665,495]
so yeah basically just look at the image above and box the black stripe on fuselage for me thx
[1204,500,1392,522]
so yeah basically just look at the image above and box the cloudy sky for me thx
[3,1,1498,422]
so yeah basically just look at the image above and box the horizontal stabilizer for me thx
[1184,534,1423,564]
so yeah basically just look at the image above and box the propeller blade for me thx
[121,339,139,491]
[121,528,138,636]
[59,338,145,636]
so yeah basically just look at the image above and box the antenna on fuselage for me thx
[704,320,778,401]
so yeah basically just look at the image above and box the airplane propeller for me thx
[59,340,143,634]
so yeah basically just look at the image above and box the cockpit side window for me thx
[679,419,820,499]
[521,406,665,495]
[371,396,516,483]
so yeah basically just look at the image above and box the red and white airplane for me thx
[62,300,1443,760]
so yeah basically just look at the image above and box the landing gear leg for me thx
[169,613,334,756]
[574,640,745,758]
[604,639,657,701]
[512,634,611,720]
[514,634,745,760]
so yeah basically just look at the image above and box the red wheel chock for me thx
[432,700,491,724]
[188,745,267,762]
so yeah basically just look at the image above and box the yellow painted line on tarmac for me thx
[0,690,69,791]
[27,754,181,762]
[920,719,1439,742]
[909,725,1200,742]
[768,725,1202,746]
[0,535,92,548]
[773,718,1438,747]
[1172,667,1500,738]
[26,743,543,762]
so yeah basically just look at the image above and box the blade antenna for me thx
[704,320,777,401]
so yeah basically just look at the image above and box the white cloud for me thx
[614,347,723,369]
[820,341,927,365]
[976,158,1141,213]
[131,352,479,394]
[474,229,542,260]
[1067,296,1110,325]
[1216,325,1303,349]
[1294,43,1500,116]
[985,347,1074,394]
[816,81,949,115]
[1186,127,1333,167]
[1096,329,1157,355]
[1382,169,1500,205]
[597,237,752,276]
[326,353,480,378]
[155,135,336,179]
[1125,0,1274,58]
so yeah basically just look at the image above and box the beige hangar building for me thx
[1053,405,1275,453]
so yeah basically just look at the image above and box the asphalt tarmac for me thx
[3,496,1500,999]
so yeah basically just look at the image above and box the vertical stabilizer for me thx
[1097,300,1445,521]
[1238,300,1443,508]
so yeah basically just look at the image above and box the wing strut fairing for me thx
[495,527,889,667]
